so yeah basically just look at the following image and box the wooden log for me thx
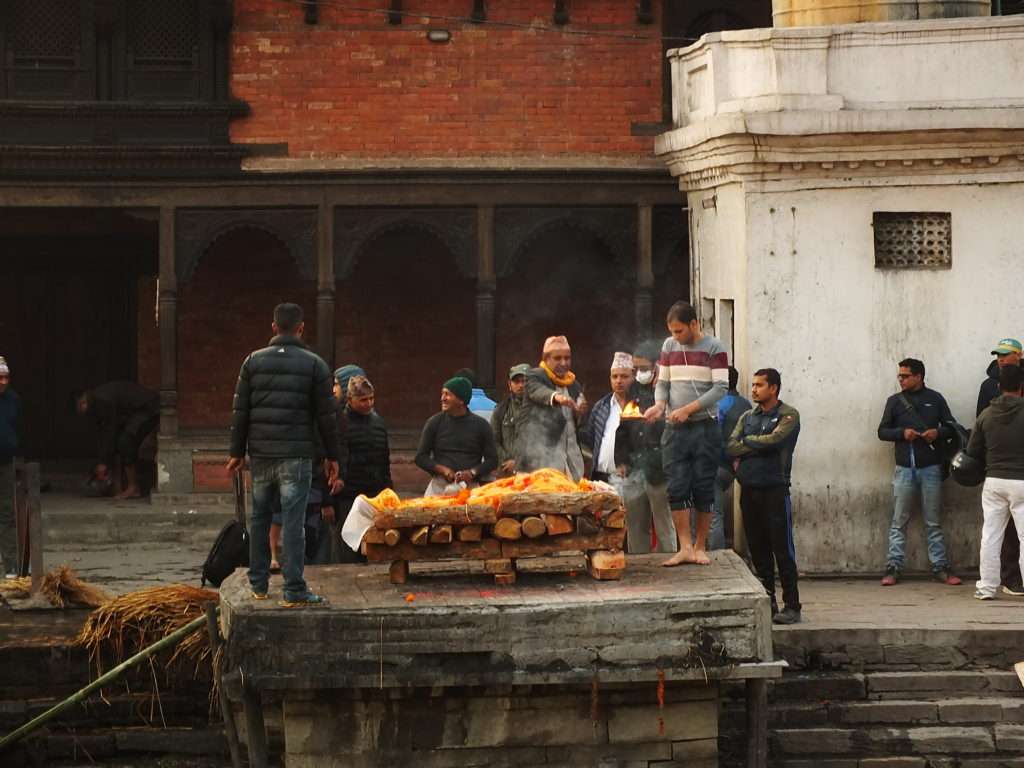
[389,560,409,585]
[410,526,430,546]
[498,491,621,518]
[587,549,626,580]
[542,513,574,536]
[365,539,501,562]
[457,524,483,542]
[493,572,516,586]
[602,508,626,529]
[364,528,401,546]
[373,503,496,529]
[429,525,453,544]
[500,529,625,559]
[492,518,523,540]
[520,516,547,539]
[483,558,513,574]
[576,513,601,536]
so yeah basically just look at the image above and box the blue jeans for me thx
[886,464,949,572]
[250,457,313,599]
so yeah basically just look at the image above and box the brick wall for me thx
[230,0,664,158]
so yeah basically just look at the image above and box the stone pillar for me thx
[316,203,336,368]
[475,205,496,389]
[158,206,178,438]
[635,204,654,338]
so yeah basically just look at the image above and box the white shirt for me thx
[597,396,623,475]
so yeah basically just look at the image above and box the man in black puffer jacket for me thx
[227,303,339,606]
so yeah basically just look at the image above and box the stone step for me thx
[771,724,1024,757]
[7,725,229,765]
[766,697,1024,729]
[776,626,1024,672]
[43,505,234,545]
[767,670,1023,703]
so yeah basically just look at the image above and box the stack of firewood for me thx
[362,490,627,584]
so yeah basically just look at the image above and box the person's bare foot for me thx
[662,548,694,567]
[114,487,141,500]
[662,548,711,566]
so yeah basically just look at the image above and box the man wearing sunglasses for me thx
[877,358,962,588]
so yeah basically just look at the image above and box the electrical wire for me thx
[274,0,701,44]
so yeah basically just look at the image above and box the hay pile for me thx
[0,564,110,608]
[78,584,219,678]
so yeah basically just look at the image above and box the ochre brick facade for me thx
[230,0,664,158]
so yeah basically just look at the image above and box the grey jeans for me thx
[0,458,16,574]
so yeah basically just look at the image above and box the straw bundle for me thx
[0,565,110,608]
[77,584,219,680]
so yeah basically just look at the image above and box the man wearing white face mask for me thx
[611,341,677,553]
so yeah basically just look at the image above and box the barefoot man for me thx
[644,302,729,566]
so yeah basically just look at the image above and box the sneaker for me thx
[280,591,328,608]
[1002,584,1024,597]
[4,572,16,580]
[935,569,962,586]
[880,566,899,586]
[773,607,802,625]
[974,590,995,601]
[251,590,269,601]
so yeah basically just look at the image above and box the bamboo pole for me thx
[0,612,208,751]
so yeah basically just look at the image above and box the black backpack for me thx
[201,472,250,588]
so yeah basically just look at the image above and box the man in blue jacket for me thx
[0,357,21,578]
[877,357,961,588]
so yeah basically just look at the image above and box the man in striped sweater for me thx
[644,301,729,566]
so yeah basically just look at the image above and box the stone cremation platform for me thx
[219,550,782,767]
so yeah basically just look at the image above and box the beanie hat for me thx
[542,335,571,355]
[443,376,473,405]
[334,364,365,394]
[347,375,374,398]
[611,352,634,371]
[0,357,8,376]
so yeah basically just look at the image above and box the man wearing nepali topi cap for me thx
[0,356,21,578]
[521,336,588,482]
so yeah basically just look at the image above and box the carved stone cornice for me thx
[658,128,1024,191]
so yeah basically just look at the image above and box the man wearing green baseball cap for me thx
[977,337,1023,596]
[492,364,530,477]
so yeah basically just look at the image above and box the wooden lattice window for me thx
[127,0,199,67]
[873,212,952,269]
[9,0,80,67]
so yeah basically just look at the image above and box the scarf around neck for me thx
[540,360,576,389]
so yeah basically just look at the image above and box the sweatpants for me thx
[740,485,800,612]
[977,477,1024,599]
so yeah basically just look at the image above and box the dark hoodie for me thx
[977,359,1003,417]
[967,394,1024,481]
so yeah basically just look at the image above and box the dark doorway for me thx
[0,213,157,461]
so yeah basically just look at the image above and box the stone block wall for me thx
[277,681,718,767]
